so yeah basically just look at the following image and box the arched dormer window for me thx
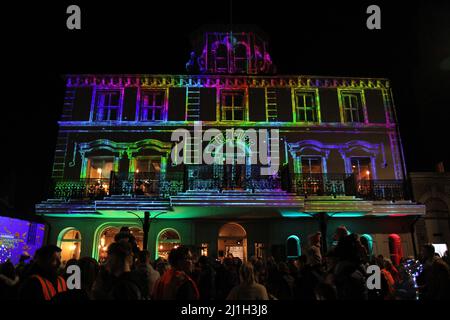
[233,43,248,73]
[214,43,228,73]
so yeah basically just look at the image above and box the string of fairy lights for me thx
[403,259,424,300]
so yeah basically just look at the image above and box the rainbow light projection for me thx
[59,73,403,182]
[34,31,428,265]
[41,32,422,218]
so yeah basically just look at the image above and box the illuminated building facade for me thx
[36,32,425,264]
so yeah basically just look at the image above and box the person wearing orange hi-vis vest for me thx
[153,246,199,300]
[19,245,68,301]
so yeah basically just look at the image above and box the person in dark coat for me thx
[92,241,142,300]
[196,256,216,300]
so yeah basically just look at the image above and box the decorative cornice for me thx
[78,138,173,156]
[57,121,396,130]
[65,74,390,89]
[288,139,383,159]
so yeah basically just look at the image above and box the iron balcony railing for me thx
[109,171,184,198]
[49,168,411,201]
[183,164,282,191]
[286,173,410,200]
[288,173,356,197]
[355,179,410,201]
[51,178,111,200]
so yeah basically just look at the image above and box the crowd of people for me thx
[0,226,449,300]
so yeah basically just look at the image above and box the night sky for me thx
[4,1,450,214]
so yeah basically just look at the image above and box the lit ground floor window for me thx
[97,226,144,262]
[58,228,82,264]
[157,228,181,260]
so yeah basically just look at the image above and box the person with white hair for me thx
[226,262,269,300]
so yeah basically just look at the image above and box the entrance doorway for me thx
[218,223,247,261]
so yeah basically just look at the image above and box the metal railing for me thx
[288,173,356,196]
[51,178,110,200]
[49,169,411,201]
[355,179,410,201]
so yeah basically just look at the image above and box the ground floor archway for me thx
[96,225,144,262]
[218,222,247,261]
[156,228,181,260]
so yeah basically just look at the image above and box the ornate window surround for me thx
[338,140,386,179]
[288,140,386,177]
[78,139,173,178]
[288,140,331,174]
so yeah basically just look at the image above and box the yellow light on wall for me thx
[366,170,370,176]
[201,243,208,256]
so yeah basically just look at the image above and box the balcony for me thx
[109,171,184,198]
[355,179,410,201]
[286,174,410,201]
[49,169,411,202]
[287,173,356,197]
[51,178,111,200]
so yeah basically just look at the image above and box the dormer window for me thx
[233,43,248,73]
[214,43,228,73]
[193,32,274,75]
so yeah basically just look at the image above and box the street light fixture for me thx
[127,210,167,251]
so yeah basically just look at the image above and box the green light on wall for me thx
[361,234,374,256]
[280,211,314,218]
[286,235,301,258]
[329,212,366,218]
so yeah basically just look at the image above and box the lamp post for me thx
[143,211,168,251]
[143,211,150,251]
[318,212,328,254]
[127,211,167,252]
